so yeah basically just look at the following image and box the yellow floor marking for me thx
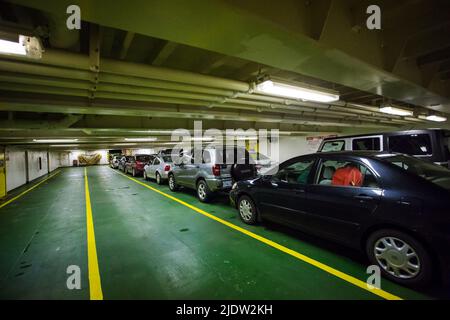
[114,169,402,300]
[84,167,103,300]
[0,171,61,210]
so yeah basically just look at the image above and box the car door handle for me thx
[270,182,278,188]
[397,200,411,206]
[354,195,374,201]
[295,189,305,194]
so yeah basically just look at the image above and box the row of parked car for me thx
[111,146,259,201]
[109,130,450,288]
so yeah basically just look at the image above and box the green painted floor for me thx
[0,166,442,300]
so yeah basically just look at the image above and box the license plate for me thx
[223,180,232,188]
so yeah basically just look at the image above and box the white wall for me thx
[5,147,27,192]
[60,152,70,167]
[4,149,71,193]
[27,150,49,181]
[264,134,337,163]
[48,151,61,172]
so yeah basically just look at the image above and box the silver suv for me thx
[168,146,255,202]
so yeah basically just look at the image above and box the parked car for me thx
[124,154,152,176]
[118,156,131,172]
[229,151,450,287]
[168,146,256,202]
[110,155,122,169]
[143,154,172,184]
[318,129,450,168]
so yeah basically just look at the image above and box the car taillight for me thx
[212,164,220,176]
[164,165,171,171]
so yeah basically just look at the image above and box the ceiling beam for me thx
[119,31,135,60]
[149,40,178,66]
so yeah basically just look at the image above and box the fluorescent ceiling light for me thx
[379,106,413,116]
[189,137,214,141]
[0,38,26,55]
[425,115,447,122]
[113,143,138,146]
[124,137,157,142]
[33,139,79,143]
[256,80,339,103]
[0,35,43,58]
[236,136,258,141]
[49,144,79,147]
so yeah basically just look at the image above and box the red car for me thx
[124,154,152,176]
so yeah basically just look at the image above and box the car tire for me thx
[156,172,162,185]
[143,171,148,181]
[132,168,136,177]
[366,229,432,287]
[196,180,212,203]
[237,195,258,225]
[168,174,179,191]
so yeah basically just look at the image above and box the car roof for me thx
[299,150,398,159]
[321,129,444,141]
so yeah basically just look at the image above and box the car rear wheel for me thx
[143,171,148,180]
[168,174,178,191]
[366,229,432,287]
[156,173,162,185]
[196,180,212,202]
[132,168,136,177]
[237,195,257,225]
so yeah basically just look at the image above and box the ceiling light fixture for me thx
[425,115,447,122]
[379,105,413,116]
[189,137,214,141]
[0,38,26,55]
[124,137,157,142]
[49,144,80,147]
[255,79,340,103]
[0,35,43,59]
[113,143,138,146]
[33,139,79,143]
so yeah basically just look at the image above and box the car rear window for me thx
[321,140,345,152]
[215,148,252,164]
[388,134,432,156]
[136,155,150,162]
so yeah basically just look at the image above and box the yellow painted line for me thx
[114,169,402,300]
[0,171,61,210]
[84,167,103,300]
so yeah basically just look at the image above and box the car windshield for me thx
[378,154,450,190]
[162,156,172,163]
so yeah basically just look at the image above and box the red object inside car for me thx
[331,166,363,187]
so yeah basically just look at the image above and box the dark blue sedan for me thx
[229,151,450,287]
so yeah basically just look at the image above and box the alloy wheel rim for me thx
[169,176,174,189]
[198,183,206,199]
[156,174,160,183]
[239,199,253,221]
[374,236,420,279]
